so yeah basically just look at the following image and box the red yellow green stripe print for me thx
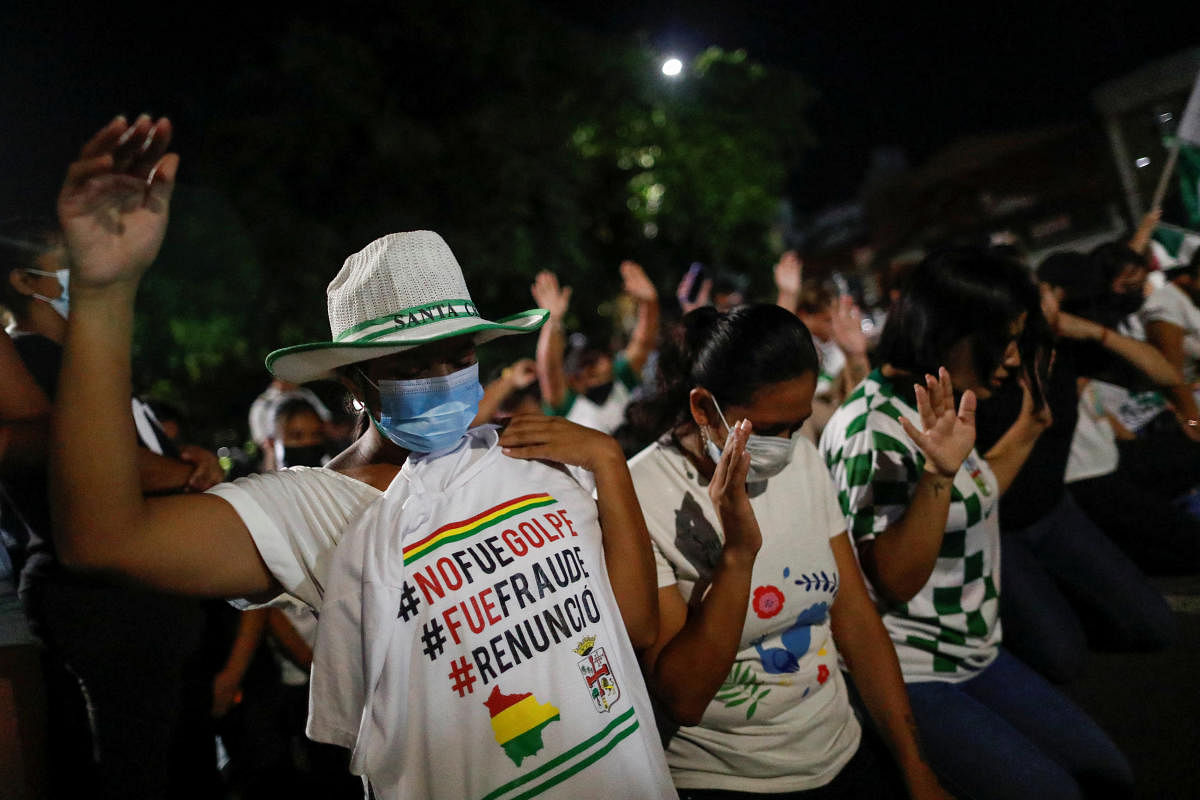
[403,493,557,565]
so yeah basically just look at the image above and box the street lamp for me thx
[661,57,683,78]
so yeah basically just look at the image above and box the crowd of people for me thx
[1,113,1198,800]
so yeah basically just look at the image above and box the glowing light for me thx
[1136,157,1151,168]
[661,58,683,77]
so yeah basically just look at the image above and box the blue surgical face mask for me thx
[26,268,70,320]
[703,394,797,482]
[361,363,483,454]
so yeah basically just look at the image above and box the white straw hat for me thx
[266,231,547,383]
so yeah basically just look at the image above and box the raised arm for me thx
[530,271,570,410]
[829,295,871,391]
[1128,208,1161,255]
[1144,319,1200,439]
[858,369,976,604]
[52,115,275,598]
[1055,310,1182,387]
[619,260,660,375]
[982,378,1052,493]
[637,421,762,725]
[498,415,659,648]
[472,358,538,426]
[773,251,802,314]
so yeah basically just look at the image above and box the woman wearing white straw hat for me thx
[49,115,676,800]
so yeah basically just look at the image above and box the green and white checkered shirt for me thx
[819,370,1001,682]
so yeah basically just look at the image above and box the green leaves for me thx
[714,661,772,720]
[138,2,815,442]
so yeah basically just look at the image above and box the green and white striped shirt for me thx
[819,370,1001,682]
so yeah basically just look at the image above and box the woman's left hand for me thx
[499,415,623,473]
[899,367,976,479]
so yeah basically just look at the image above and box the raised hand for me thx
[773,251,803,296]
[620,260,658,303]
[530,270,572,321]
[829,295,868,357]
[502,358,538,390]
[898,367,976,479]
[676,264,712,314]
[57,114,179,289]
[499,414,622,473]
[706,418,762,557]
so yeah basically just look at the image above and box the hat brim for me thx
[266,309,548,384]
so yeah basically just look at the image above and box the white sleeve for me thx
[206,467,381,610]
[1141,288,1185,327]
[796,439,847,541]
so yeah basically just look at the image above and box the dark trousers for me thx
[999,493,1174,683]
[1069,467,1200,575]
[33,573,205,800]
[907,649,1132,800]
[675,730,901,799]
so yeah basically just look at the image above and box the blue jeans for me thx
[1000,493,1174,682]
[907,650,1132,800]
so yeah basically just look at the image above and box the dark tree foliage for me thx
[139,0,814,441]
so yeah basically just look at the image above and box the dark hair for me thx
[627,303,819,438]
[1089,241,1146,284]
[797,280,834,315]
[877,247,1048,405]
[272,396,323,431]
[0,222,60,319]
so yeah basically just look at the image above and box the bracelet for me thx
[1098,327,1110,347]
[1184,418,1199,428]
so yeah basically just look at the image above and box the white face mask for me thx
[702,394,796,481]
[26,267,70,320]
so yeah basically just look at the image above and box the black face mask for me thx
[280,445,327,468]
[583,381,615,405]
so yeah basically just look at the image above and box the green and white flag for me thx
[1151,225,1200,269]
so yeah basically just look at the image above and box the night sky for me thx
[2,1,1197,219]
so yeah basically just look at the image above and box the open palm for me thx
[57,115,179,289]
[530,270,572,320]
[899,367,976,478]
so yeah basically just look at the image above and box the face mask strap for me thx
[706,392,734,445]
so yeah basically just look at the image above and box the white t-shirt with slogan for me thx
[626,435,860,793]
[208,427,674,800]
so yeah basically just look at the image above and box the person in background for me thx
[626,304,947,799]
[476,358,542,424]
[971,249,1178,684]
[267,396,331,469]
[1064,374,1200,574]
[248,378,331,470]
[0,328,50,799]
[531,261,659,434]
[821,247,1133,800]
[265,598,363,798]
[1141,248,1200,441]
[774,251,871,442]
[2,222,224,799]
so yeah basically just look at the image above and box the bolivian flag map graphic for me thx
[485,685,561,767]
